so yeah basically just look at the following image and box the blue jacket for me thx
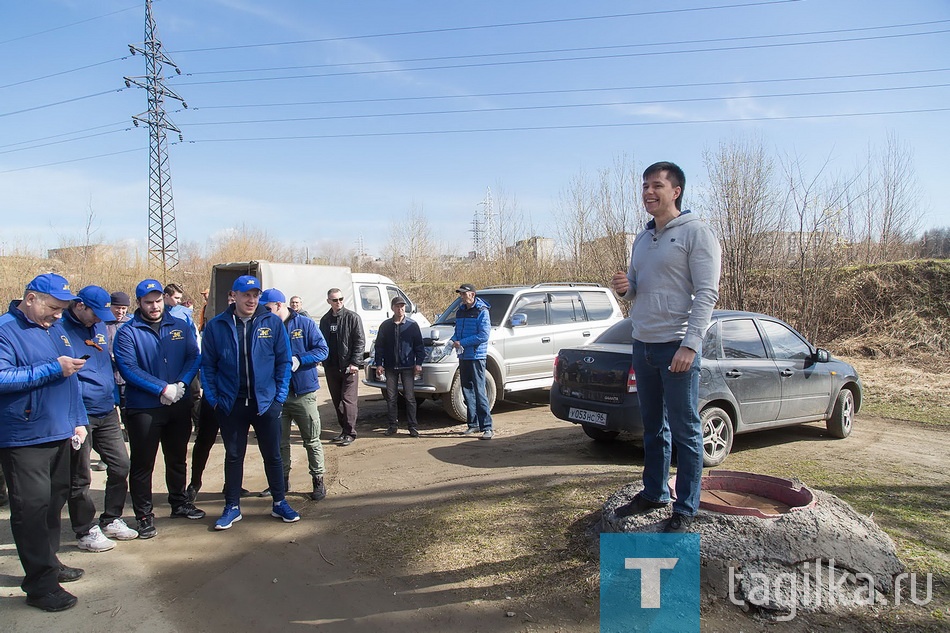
[61,307,116,416]
[0,301,87,448]
[374,317,425,369]
[201,304,292,415]
[283,309,328,397]
[451,297,491,360]
[114,310,200,410]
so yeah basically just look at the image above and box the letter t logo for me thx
[624,558,679,608]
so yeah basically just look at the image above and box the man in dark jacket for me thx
[262,288,329,500]
[373,296,425,437]
[114,279,204,539]
[451,283,493,439]
[61,285,139,552]
[319,288,364,446]
[202,275,300,530]
[0,273,87,612]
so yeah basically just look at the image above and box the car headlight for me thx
[426,341,455,363]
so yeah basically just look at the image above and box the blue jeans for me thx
[631,340,703,516]
[217,400,284,507]
[459,359,492,431]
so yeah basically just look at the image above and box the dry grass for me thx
[841,354,950,426]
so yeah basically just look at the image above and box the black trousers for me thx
[69,408,131,535]
[126,399,192,520]
[189,396,218,489]
[0,439,71,597]
[324,368,359,437]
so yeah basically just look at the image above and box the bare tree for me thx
[383,202,438,282]
[701,137,780,311]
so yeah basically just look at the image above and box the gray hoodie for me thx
[619,210,722,352]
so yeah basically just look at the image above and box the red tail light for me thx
[627,365,637,393]
[553,355,561,383]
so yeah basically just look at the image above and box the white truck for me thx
[206,261,430,352]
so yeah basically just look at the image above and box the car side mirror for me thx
[814,348,830,363]
[510,313,527,327]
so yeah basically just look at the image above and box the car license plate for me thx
[568,407,607,426]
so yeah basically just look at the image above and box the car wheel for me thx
[827,388,854,439]
[582,425,619,442]
[442,370,497,422]
[701,406,734,467]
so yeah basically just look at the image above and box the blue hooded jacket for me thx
[60,307,116,416]
[451,297,491,360]
[283,310,328,397]
[201,303,292,415]
[113,309,200,409]
[0,301,87,448]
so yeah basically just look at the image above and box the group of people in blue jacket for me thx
[0,272,330,613]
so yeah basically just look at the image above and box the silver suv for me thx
[363,283,624,421]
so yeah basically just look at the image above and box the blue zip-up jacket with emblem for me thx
[61,307,116,416]
[201,304,292,415]
[0,301,87,448]
[113,309,200,410]
[451,297,491,360]
[283,309,328,397]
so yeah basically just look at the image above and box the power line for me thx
[0,3,140,46]
[182,19,950,78]
[0,120,129,150]
[0,57,130,89]
[0,87,128,118]
[170,1,801,53]
[192,68,950,111]
[183,82,950,128]
[173,27,950,87]
[0,128,132,155]
[0,147,143,173]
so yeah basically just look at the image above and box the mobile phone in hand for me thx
[80,354,91,360]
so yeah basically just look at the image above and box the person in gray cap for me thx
[0,273,88,612]
[113,279,204,539]
[61,286,139,552]
[451,283,494,439]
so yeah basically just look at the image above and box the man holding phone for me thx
[0,273,88,611]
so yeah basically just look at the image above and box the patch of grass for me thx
[842,356,950,426]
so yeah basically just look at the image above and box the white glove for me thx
[291,356,301,372]
[173,381,187,403]
[161,382,181,405]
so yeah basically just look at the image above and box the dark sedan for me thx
[550,310,862,466]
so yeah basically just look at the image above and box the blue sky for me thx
[2,0,948,259]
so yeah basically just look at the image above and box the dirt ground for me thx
[1,382,948,632]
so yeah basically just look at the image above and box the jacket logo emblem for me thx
[291,329,303,339]
[61,335,71,346]
[170,329,184,341]
[96,333,107,345]
[258,327,272,338]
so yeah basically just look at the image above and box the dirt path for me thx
[1,385,947,631]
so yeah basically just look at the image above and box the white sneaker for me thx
[101,518,139,541]
[77,525,116,552]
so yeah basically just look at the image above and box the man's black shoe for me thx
[26,588,77,612]
[170,502,206,520]
[137,516,157,539]
[57,565,84,583]
[330,434,346,442]
[310,476,326,501]
[339,435,355,446]
[408,427,420,438]
[664,513,694,533]
[258,478,290,498]
[614,493,670,518]
[384,426,397,436]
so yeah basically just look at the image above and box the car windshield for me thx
[595,318,633,344]
[433,293,514,327]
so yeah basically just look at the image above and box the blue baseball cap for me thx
[77,285,115,322]
[26,273,78,301]
[232,275,261,293]
[135,279,164,298]
[260,288,286,304]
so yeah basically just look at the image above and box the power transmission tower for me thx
[476,187,496,260]
[124,0,187,278]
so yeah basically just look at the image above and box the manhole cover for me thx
[697,470,816,518]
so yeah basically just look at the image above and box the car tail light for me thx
[553,355,561,383]
[627,365,637,393]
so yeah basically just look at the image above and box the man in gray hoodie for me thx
[610,161,721,533]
